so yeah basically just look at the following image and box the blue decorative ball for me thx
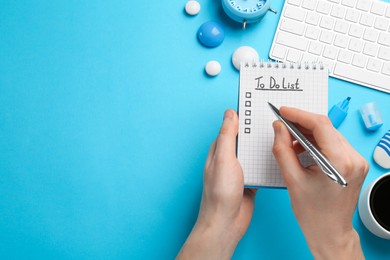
[197,21,225,48]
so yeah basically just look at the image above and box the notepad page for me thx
[237,62,328,187]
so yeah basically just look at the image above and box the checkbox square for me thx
[244,128,251,134]
[245,92,252,98]
[245,101,251,107]
[245,110,251,116]
[245,119,251,125]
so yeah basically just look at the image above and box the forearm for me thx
[177,222,240,260]
[308,229,364,260]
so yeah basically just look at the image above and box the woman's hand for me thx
[177,109,256,260]
[272,107,368,260]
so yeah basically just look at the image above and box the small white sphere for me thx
[185,1,201,16]
[205,60,221,76]
[232,46,259,70]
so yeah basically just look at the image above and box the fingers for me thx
[279,106,341,154]
[279,106,334,134]
[272,120,305,183]
[214,109,239,161]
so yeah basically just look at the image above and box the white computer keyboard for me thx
[269,0,390,93]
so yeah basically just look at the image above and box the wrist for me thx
[309,229,364,260]
[177,219,241,260]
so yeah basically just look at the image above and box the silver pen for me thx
[268,102,347,187]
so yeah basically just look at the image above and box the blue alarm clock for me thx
[221,0,276,29]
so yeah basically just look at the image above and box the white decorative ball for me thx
[205,60,221,76]
[185,1,201,16]
[232,46,259,70]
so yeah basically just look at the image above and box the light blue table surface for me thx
[1,0,390,259]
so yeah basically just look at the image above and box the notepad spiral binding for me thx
[243,60,325,71]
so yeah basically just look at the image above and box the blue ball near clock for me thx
[197,21,225,48]
[221,0,275,28]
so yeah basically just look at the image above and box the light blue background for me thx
[1,0,390,259]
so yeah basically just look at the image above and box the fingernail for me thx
[224,110,234,120]
[273,121,282,135]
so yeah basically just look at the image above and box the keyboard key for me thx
[309,41,324,55]
[301,53,318,62]
[280,18,306,35]
[359,13,375,27]
[276,32,309,51]
[334,20,349,33]
[378,46,390,61]
[323,45,338,59]
[319,30,335,43]
[363,28,379,42]
[371,2,386,16]
[288,0,302,6]
[317,1,331,14]
[366,58,382,72]
[356,0,371,12]
[271,45,287,59]
[352,54,368,67]
[386,6,390,18]
[374,17,389,31]
[363,42,379,56]
[305,12,320,25]
[305,26,320,40]
[331,5,347,18]
[349,24,364,38]
[345,9,360,22]
[302,0,318,10]
[334,34,349,48]
[349,38,364,52]
[284,5,306,21]
[382,63,390,76]
[378,33,390,47]
[342,0,357,7]
[338,49,353,63]
[334,62,390,91]
[318,57,335,72]
[320,16,335,30]
[287,49,302,62]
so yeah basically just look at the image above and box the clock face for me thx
[221,0,271,24]
[227,0,267,13]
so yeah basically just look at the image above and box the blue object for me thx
[197,21,225,48]
[221,0,272,26]
[360,102,384,131]
[328,97,351,128]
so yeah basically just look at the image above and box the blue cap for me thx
[328,97,351,128]
[360,102,383,131]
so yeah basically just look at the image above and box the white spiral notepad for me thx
[237,62,328,187]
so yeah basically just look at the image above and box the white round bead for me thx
[185,1,201,16]
[205,60,221,76]
[232,46,259,70]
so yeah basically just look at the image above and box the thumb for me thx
[214,109,238,160]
